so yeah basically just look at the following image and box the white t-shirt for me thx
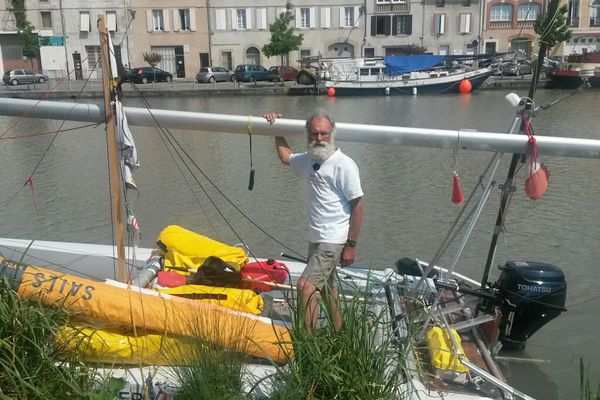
[289,149,363,243]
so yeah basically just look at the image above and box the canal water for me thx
[0,88,598,399]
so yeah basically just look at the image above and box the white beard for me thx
[307,140,336,163]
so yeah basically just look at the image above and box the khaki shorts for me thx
[302,242,344,290]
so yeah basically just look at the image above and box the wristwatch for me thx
[346,239,357,247]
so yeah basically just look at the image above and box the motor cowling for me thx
[495,261,567,349]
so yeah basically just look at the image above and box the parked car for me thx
[233,64,278,83]
[500,60,533,76]
[3,69,48,85]
[131,67,173,84]
[269,65,299,81]
[196,66,234,83]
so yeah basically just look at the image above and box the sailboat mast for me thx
[98,15,127,282]
[480,0,561,286]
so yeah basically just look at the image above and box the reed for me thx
[267,281,410,399]
[580,358,600,400]
[166,306,252,399]
[0,279,97,399]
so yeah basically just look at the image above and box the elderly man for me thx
[264,109,364,331]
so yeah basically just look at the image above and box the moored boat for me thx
[545,51,600,89]
[319,55,494,96]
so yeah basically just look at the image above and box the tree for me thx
[262,2,303,65]
[534,4,571,53]
[10,0,39,61]
[404,44,428,55]
[143,52,162,67]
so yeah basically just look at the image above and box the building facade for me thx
[208,0,365,70]
[129,0,209,78]
[482,0,545,56]
[558,0,600,56]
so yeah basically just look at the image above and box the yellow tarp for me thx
[158,284,264,315]
[57,325,195,366]
[426,326,469,373]
[157,225,248,271]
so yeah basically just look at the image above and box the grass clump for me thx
[580,358,600,400]
[269,285,407,400]
[0,279,97,399]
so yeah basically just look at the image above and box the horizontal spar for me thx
[0,98,598,159]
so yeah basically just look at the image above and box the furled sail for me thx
[109,30,141,245]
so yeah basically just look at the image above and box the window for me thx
[300,49,311,59]
[518,3,541,21]
[152,10,164,31]
[300,8,310,28]
[371,15,391,36]
[462,0,471,6]
[569,0,580,26]
[440,44,450,55]
[80,11,90,32]
[364,48,375,57]
[393,15,412,35]
[179,9,190,30]
[221,51,232,70]
[434,14,446,34]
[343,7,354,27]
[436,0,445,7]
[591,0,600,26]
[107,11,117,32]
[490,4,513,21]
[85,45,102,69]
[459,13,471,33]
[236,9,247,29]
[41,11,52,28]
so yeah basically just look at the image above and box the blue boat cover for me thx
[384,55,446,75]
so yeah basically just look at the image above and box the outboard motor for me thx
[494,261,567,349]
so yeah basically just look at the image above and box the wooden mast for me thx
[98,15,127,282]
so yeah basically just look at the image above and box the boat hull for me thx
[323,69,493,96]
[546,69,600,89]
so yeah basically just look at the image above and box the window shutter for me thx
[384,15,391,35]
[392,15,398,35]
[107,12,117,31]
[246,8,252,29]
[80,12,90,32]
[146,10,153,32]
[258,8,266,30]
[172,10,180,32]
[190,8,196,31]
[163,9,170,31]
[216,9,226,30]
[339,7,344,27]
[231,9,238,29]
[295,9,301,28]
[459,13,471,33]
[441,14,445,34]
[354,6,360,27]
[321,7,331,28]
[407,15,412,34]
[310,8,316,28]
[370,15,376,36]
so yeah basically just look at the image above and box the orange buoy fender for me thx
[459,79,472,94]
[327,87,336,97]
[0,257,292,363]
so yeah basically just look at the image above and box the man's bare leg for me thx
[297,277,319,331]
[322,286,342,331]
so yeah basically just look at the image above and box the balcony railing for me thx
[489,21,513,29]
[517,20,535,28]
[569,17,579,27]
[374,3,410,13]
[591,17,600,27]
